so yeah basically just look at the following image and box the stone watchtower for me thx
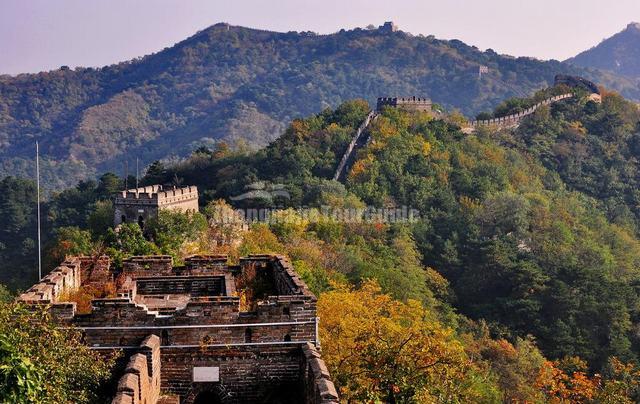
[376,96,432,113]
[114,185,199,227]
[379,21,398,33]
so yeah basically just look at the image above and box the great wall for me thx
[468,93,574,129]
[333,110,377,181]
[19,254,339,404]
[333,75,601,182]
[114,185,200,227]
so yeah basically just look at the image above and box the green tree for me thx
[146,210,207,261]
[45,227,95,268]
[0,303,115,403]
[105,223,158,266]
[87,200,115,239]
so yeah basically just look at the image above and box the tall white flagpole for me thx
[36,141,42,280]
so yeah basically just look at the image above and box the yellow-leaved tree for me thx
[318,280,500,403]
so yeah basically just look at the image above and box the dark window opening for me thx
[138,215,145,229]
[121,215,126,223]
[194,391,222,404]
[283,307,290,316]
[119,336,126,346]
[161,330,170,346]
[284,334,291,342]
[244,328,253,343]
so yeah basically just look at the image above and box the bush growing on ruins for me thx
[146,210,208,262]
[0,303,115,403]
[104,223,158,266]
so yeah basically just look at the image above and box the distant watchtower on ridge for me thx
[376,96,432,112]
[379,21,398,33]
[114,184,199,227]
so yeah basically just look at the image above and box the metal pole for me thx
[36,141,42,280]
[136,158,139,189]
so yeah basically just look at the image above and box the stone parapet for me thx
[112,334,161,404]
[18,257,81,303]
[301,343,339,404]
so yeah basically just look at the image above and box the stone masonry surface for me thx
[19,253,337,404]
[114,185,199,226]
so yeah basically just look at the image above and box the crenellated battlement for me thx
[114,184,199,227]
[376,96,432,112]
[20,253,332,402]
[471,93,573,128]
[18,257,82,304]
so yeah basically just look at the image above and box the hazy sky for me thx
[1,0,639,75]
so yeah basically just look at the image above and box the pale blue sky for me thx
[1,0,639,75]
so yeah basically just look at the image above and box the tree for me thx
[146,210,207,261]
[96,173,122,199]
[46,227,95,266]
[0,177,37,288]
[87,200,115,239]
[318,280,499,403]
[105,223,158,266]
[0,303,115,403]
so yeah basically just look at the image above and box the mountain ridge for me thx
[567,22,640,78]
[2,22,639,190]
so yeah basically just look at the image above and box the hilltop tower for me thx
[379,21,398,32]
[114,184,199,227]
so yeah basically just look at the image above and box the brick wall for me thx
[80,255,113,285]
[135,276,226,297]
[112,334,161,404]
[23,254,337,403]
[18,257,82,319]
[300,343,339,404]
[164,345,305,403]
[123,256,174,277]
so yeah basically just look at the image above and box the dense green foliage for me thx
[0,303,114,403]
[0,173,121,288]
[2,23,639,190]
[345,99,640,370]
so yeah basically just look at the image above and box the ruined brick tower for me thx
[114,185,199,227]
[19,254,338,404]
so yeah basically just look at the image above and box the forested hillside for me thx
[6,86,640,399]
[6,87,640,400]
[2,22,639,190]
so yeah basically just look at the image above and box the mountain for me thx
[567,22,640,78]
[2,22,639,190]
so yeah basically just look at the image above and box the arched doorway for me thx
[193,390,222,404]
